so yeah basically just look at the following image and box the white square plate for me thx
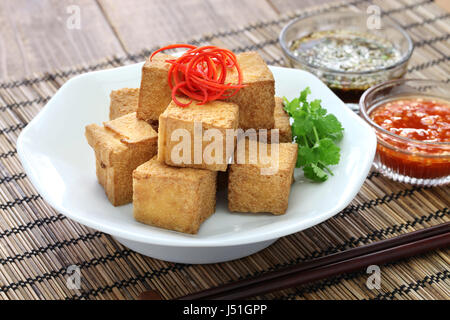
[17,63,376,264]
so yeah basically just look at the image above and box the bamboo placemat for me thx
[0,0,449,300]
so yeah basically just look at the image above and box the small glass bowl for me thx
[360,79,450,186]
[279,11,414,103]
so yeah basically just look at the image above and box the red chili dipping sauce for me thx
[370,97,450,179]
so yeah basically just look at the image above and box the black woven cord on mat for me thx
[0,96,52,112]
[408,56,450,72]
[0,173,27,185]
[0,194,41,210]
[0,123,27,136]
[373,270,450,300]
[0,249,131,294]
[403,12,450,30]
[280,262,449,300]
[339,186,430,217]
[0,231,103,265]
[0,213,65,240]
[0,149,17,159]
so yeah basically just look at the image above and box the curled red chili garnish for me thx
[150,44,246,107]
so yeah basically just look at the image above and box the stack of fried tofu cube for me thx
[85,51,297,234]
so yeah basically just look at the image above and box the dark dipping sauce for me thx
[370,97,450,179]
[331,87,379,103]
[289,30,404,103]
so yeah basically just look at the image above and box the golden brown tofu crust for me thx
[273,96,292,143]
[228,141,298,215]
[104,112,158,145]
[226,51,274,83]
[137,53,174,121]
[109,88,140,120]
[226,52,275,130]
[158,97,239,172]
[85,114,158,206]
[133,158,217,234]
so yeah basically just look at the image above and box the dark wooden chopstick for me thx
[174,222,450,300]
[204,231,449,300]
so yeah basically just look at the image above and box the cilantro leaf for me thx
[297,145,316,167]
[303,163,328,182]
[299,87,311,103]
[284,87,344,182]
[309,99,327,117]
[314,114,344,142]
[292,114,314,138]
[296,138,340,167]
[283,97,299,116]
[316,138,341,165]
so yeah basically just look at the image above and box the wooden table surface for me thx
[1,0,449,82]
[0,0,344,82]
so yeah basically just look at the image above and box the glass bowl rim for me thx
[359,78,450,147]
[278,10,414,75]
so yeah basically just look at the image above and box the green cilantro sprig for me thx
[283,87,344,182]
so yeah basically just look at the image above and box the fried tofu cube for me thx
[257,96,292,143]
[274,96,292,143]
[109,88,140,120]
[274,97,292,143]
[137,51,274,129]
[133,158,217,234]
[85,113,158,206]
[158,97,239,171]
[228,140,298,215]
[137,53,174,121]
[226,52,275,130]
